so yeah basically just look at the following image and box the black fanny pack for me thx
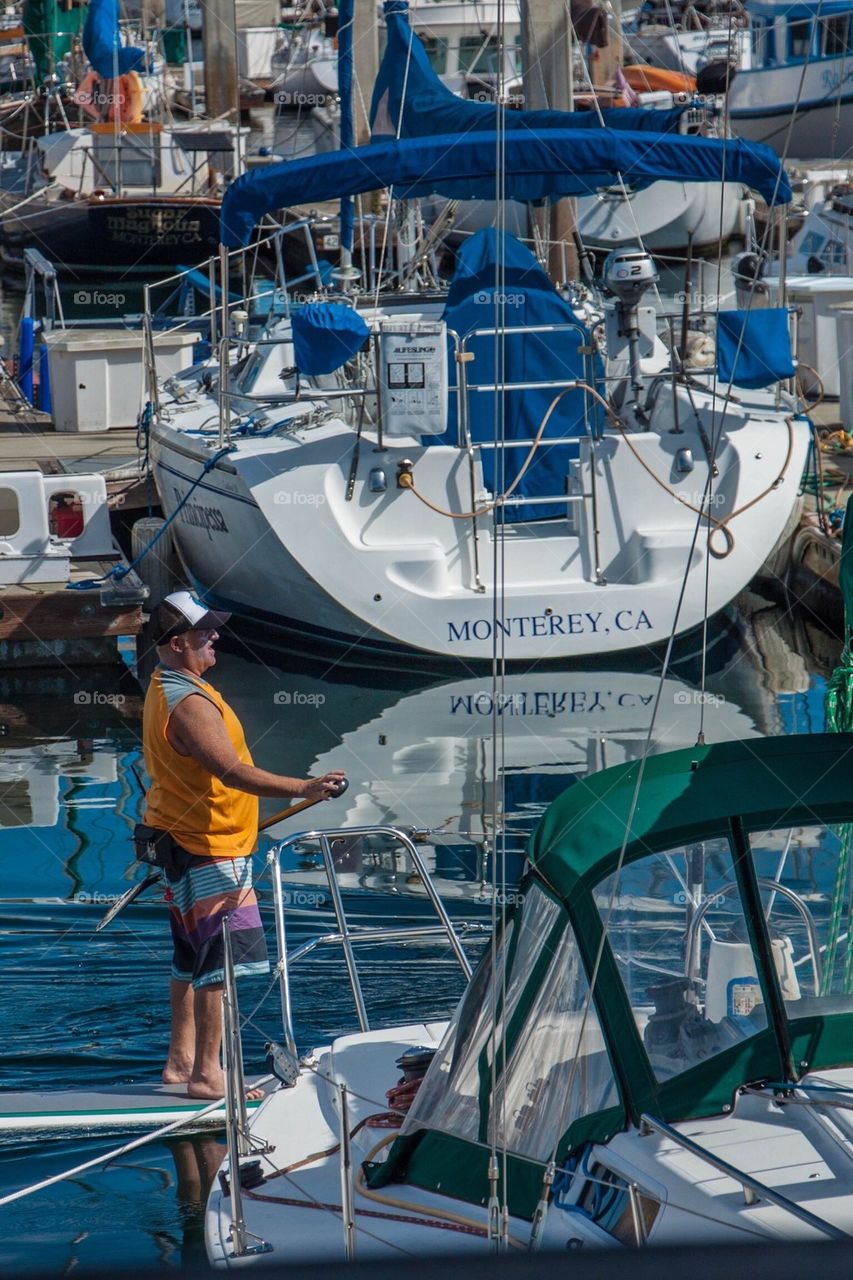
[133,824,180,875]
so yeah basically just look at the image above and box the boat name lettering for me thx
[450,691,655,716]
[173,487,229,539]
[447,609,652,642]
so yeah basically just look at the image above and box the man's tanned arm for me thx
[168,695,344,802]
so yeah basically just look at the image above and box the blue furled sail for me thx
[427,229,596,523]
[371,0,686,140]
[221,129,791,247]
[83,0,146,78]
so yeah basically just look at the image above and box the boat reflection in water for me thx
[265,665,769,915]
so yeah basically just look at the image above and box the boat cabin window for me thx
[401,883,618,1161]
[458,35,502,77]
[751,18,775,63]
[399,916,516,1143]
[420,35,448,75]
[0,487,21,537]
[597,839,768,1083]
[821,14,851,56]
[749,824,853,1016]
[788,17,814,59]
[48,492,85,539]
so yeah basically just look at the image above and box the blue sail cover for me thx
[83,0,146,78]
[371,1,686,140]
[291,303,370,375]
[221,130,791,246]
[716,308,795,388]
[425,229,596,523]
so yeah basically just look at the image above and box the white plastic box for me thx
[45,329,198,433]
[766,275,853,398]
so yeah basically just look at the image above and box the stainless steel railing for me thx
[268,824,477,1048]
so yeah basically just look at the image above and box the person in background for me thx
[141,590,345,1100]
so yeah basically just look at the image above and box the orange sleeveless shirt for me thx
[142,666,259,858]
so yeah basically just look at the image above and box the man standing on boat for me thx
[141,590,345,1101]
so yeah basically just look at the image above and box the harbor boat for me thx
[0,466,146,665]
[148,82,808,662]
[205,731,853,1260]
[775,180,853,275]
[0,121,239,279]
[570,86,749,252]
[624,0,752,77]
[727,0,853,160]
[273,0,525,106]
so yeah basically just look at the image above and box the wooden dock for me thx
[0,373,149,509]
[0,363,148,665]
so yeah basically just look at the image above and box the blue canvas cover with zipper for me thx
[424,229,596,524]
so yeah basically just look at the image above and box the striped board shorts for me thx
[165,848,270,990]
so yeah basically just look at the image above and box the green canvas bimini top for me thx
[529,733,853,894]
[371,734,853,1218]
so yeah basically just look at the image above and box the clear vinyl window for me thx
[401,882,617,1157]
[491,907,618,1160]
[750,824,853,1016]
[597,838,768,1083]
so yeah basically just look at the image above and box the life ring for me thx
[73,69,144,125]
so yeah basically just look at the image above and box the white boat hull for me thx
[576,179,744,252]
[729,59,853,159]
[151,386,809,663]
[205,1026,853,1263]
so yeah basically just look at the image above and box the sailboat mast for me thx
[202,0,238,123]
[521,0,579,280]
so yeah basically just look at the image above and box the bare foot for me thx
[187,1072,264,1102]
[162,1059,194,1085]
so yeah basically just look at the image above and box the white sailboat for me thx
[147,0,808,665]
[272,0,523,105]
[727,0,853,160]
[204,732,853,1261]
[624,3,752,77]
